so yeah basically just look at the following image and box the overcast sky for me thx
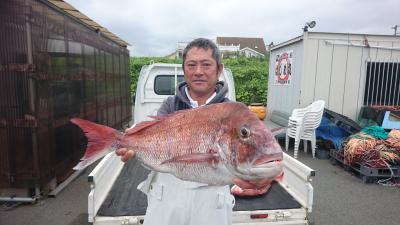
[66,0,400,57]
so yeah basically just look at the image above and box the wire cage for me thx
[0,0,131,192]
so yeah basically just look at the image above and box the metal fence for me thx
[0,0,131,190]
[364,59,400,106]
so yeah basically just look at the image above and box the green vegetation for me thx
[223,56,269,105]
[129,56,269,105]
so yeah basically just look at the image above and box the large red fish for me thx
[71,102,283,185]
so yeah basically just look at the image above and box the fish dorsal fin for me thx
[126,108,193,135]
[125,120,161,135]
[147,114,171,121]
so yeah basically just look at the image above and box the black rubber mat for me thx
[97,158,150,216]
[233,182,301,211]
[97,158,301,216]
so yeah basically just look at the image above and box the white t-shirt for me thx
[184,86,216,108]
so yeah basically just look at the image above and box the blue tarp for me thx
[316,117,351,149]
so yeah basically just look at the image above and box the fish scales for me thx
[130,115,227,183]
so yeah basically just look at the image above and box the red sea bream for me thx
[71,102,283,185]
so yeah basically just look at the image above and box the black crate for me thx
[330,149,400,183]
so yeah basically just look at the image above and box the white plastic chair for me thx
[285,100,325,158]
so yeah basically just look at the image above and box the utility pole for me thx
[392,25,400,36]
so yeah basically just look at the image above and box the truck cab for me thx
[133,63,236,123]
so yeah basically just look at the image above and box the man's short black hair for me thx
[182,38,222,68]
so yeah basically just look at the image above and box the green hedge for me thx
[223,56,269,105]
[129,56,269,105]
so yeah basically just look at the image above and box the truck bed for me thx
[97,158,301,217]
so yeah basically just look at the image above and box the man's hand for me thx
[115,148,135,162]
[231,178,274,196]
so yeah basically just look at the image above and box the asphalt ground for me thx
[1,142,399,225]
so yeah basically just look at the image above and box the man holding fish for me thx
[114,38,283,225]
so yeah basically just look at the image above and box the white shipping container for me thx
[268,32,400,121]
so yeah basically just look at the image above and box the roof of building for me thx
[216,37,267,54]
[47,0,129,47]
[239,47,265,56]
[270,31,400,51]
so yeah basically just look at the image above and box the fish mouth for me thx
[247,153,283,179]
[252,153,283,168]
[235,153,283,179]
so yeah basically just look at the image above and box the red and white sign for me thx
[274,50,293,85]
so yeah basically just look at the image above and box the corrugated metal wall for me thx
[301,32,400,120]
[0,0,131,190]
[267,38,304,115]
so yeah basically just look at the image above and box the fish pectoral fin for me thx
[161,153,220,165]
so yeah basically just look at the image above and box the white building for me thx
[171,37,267,59]
[217,37,267,58]
[267,31,400,121]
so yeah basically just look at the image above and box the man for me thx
[116,38,272,225]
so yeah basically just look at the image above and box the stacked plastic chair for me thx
[285,100,325,159]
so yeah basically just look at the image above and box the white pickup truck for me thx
[86,63,315,225]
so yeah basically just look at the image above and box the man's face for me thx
[183,47,222,97]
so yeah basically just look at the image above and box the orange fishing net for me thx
[343,133,377,165]
[385,130,400,150]
[343,130,400,166]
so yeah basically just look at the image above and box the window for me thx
[364,61,400,106]
[154,75,184,95]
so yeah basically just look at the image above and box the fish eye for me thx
[239,126,251,138]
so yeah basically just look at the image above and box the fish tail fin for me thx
[70,118,123,170]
